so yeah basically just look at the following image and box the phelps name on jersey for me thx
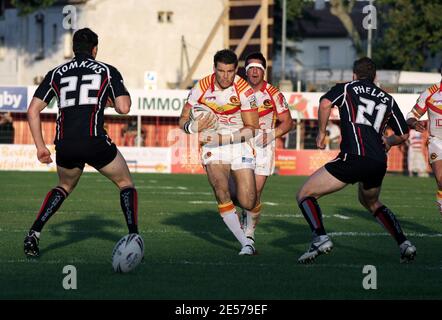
[34,53,129,143]
[321,79,409,163]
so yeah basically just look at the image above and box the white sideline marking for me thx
[333,214,351,220]
[2,227,442,238]
[2,258,441,271]
[189,201,216,204]
[136,185,188,190]
[263,202,279,206]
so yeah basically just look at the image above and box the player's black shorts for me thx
[55,137,117,170]
[325,152,387,189]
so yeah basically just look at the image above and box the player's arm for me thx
[406,106,426,132]
[317,84,344,149]
[108,66,131,114]
[406,89,429,133]
[384,100,410,151]
[27,97,52,164]
[234,108,260,143]
[317,98,333,149]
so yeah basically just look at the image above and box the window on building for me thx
[166,11,173,23]
[0,36,5,60]
[0,0,5,19]
[158,11,173,23]
[52,23,57,47]
[157,11,164,23]
[35,13,45,60]
[318,46,330,69]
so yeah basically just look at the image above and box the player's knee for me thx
[436,179,442,190]
[58,183,74,194]
[215,189,230,204]
[297,188,313,203]
[238,193,256,210]
[117,179,134,190]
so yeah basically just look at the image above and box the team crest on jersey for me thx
[431,153,438,161]
[263,99,272,108]
[204,152,212,159]
[229,96,240,106]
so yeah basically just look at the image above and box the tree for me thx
[374,0,442,71]
[12,0,56,15]
[329,0,364,57]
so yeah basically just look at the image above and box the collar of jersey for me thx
[74,53,95,60]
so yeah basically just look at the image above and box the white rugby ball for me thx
[190,104,218,131]
[112,233,144,273]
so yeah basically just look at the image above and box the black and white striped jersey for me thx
[321,79,409,163]
[34,53,129,143]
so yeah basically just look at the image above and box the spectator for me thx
[407,128,429,177]
[325,120,340,150]
[0,112,14,144]
[122,119,146,146]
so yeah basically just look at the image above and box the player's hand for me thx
[256,129,275,148]
[413,121,426,133]
[191,113,217,132]
[199,131,220,146]
[105,97,115,108]
[382,136,391,152]
[37,147,53,164]
[316,132,326,149]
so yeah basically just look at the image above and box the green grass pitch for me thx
[0,171,441,299]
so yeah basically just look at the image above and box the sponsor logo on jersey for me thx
[242,157,254,163]
[244,88,254,98]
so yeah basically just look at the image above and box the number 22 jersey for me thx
[34,53,129,143]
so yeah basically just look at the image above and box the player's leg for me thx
[242,174,267,242]
[98,150,138,234]
[297,166,347,236]
[431,160,442,215]
[358,183,416,263]
[24,166,82,257]
[296,166,347,263]
[205,164,255,254]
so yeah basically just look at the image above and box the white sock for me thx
[222,212,249,247]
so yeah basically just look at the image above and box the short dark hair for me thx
[245,52,267,69]
[214,49,238,68]
[73,28,98,55]
[353,57,376,82]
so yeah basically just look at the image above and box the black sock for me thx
[298,197,326,236]
[120,187,138,234]
[31,187,68,232]
[374,206,407,245]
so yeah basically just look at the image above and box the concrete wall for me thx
[0,0,226,88]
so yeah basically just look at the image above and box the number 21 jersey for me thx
[321,79,408,162]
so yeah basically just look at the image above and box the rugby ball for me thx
[190,104,218,131]
[112,233,144,273]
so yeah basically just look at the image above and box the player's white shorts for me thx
[201,141,255,170]
[254,142,275,176]
[428,136,442,164]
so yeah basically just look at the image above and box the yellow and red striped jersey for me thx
[253,81,290,129]
[186,74,257,133]
[412,82,442,138]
